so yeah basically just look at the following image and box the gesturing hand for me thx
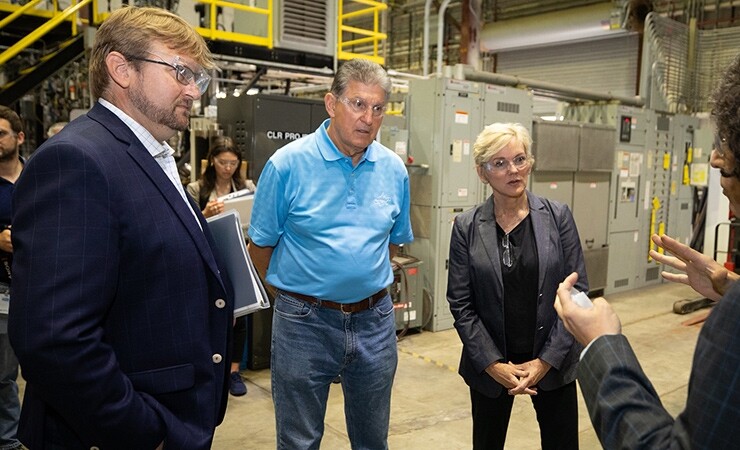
[554,272,622,347]
[650,233,736,301]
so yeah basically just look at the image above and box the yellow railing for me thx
[0,0,97,65]
[0,0,387,74]
[338,0,387,65]
[193,0,273,49]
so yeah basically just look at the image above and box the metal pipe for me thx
[437,0,452,76]
[458,64,645,106]
[422,0,433,76]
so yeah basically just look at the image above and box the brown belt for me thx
[280,288,389,313]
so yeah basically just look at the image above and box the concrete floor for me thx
[13,281,705,449]
[212,281,706,449]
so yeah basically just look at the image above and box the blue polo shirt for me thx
[248,119,413,302]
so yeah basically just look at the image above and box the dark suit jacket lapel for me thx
[88,104,223,284]
[478,197,504,294]
[528,193,552,296]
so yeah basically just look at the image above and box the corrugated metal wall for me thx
[496,34,640,98]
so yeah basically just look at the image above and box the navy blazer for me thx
[447,192,588,398]
[579,282,740,449]
[8,103,233,449]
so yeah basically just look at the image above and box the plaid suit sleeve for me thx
[578,334,689,449]
[680,286,740,448]
[580,285,740,450]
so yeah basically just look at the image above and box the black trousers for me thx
[470,381,579,450]
[232,315,247,365]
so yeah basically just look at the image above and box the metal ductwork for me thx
[481,3,628,53]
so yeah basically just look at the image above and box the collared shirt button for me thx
[212,354,223,364]
[215,298,226,308]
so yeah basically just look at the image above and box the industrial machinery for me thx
[390,253,423,333]
[605,106,698,293]
[217,94,328,182]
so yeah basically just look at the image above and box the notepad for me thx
[222,194,254,231]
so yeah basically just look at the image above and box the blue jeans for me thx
[271,291,397,450]
[0,332,20,450]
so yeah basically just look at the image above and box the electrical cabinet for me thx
[218,94,327,182]
[390,254,423,331]
[606,107,698,294]
[607,106,649,293]
[530,120,614,293]
[405,77,483,331]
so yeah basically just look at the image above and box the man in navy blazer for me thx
[8,7,232,449]
[554,54,740,450]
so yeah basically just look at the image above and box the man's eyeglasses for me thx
[0,129,17,139]
[214,158,239,168]
[714,135,730,158]
[713,134,740,178]
[128,52,211,95]
[484,154,530,173]
[337,96,386,118]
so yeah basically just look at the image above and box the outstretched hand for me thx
[554,272,621,346]
[649,234,737,301]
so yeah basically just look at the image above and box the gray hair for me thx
[330,59,391,99]
[473,123,534,167]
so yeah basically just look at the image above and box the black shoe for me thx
[229,371,247,396]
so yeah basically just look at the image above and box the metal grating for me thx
[643,13,691,112]
[280,0,330,44]
[614,278,629,288]
[644,12,740,113]
[646,266,660,282]
[695,27,740,111]
[497,101,520,113]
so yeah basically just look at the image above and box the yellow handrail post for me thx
[337,0,387,65]
[71,0,78,36]
[193,0,273,48]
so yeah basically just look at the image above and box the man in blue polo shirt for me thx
[248,58,413,449]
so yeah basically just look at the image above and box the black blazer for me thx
[447,192,588,398]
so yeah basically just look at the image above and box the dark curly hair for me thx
[197,136,246,208]
[711,54,740,175]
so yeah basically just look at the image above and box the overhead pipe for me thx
[422,0,433,76]
[437,0,453,76]
[457,64,645,107]
[480,3,627,53]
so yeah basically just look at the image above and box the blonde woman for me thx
[447,122,588,449]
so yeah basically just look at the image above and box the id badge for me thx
[0,282,9,315]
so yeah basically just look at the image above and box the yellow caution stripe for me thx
[397,347,457,373]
